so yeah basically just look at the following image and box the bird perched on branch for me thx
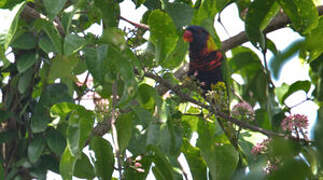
[183,25,224,91]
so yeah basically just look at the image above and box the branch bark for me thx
[144,71,311,143]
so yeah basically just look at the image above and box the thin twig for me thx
[111,82,123,179]
[144,71,305,140]
[120,16,149,30]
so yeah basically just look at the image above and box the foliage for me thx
[0,0,322,179]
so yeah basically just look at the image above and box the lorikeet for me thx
[183,26,239,149]
[183,25,224,91]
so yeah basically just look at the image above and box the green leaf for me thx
[46,128,66,156]
[132,107,154,128]
[28,136,46,163]
[137,83,160,110]
[48,54,79,81]
[192,0,217,25]
[0,1,26,50]
[148,145,175,180]
[64,34,87,56]
[43,0,67,20]
[146,123,161,146]
[90,136,114,180]
[0,0,6,7]
[39,35,56,53]
[11,32,37,50]
[281,80,311,103]
[160,37,188,69]
[197,119,239,180]
[304,16,323,60]
[16,52,37,73]
[31,83,73,133]
[84,45,110,84]
[67,107,94,155]
[34,19,63,54]
[18,68,34,94]
[245,0,279,49]
[255,109,271,130]
[182,139,207,180]
[59,147,77,180]
[94,0,120,27]
[148,10,178,63]
[269,159,311,179]
[278,0,318,34]
[116,112,134,153]
[269,40,304,79]
[165,2,194,29]
[74,153,95,179]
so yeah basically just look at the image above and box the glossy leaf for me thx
[48,54,79,81]
[116,112,134,153]
[59,147,77,180]
[182,139,207,180]
[67,107,94,155]
[31,83,72,133]
[192,0,217,25]
[148,145,175,180]
[90,136,114,180]
[278,0,318,34]
[28,136,46,163]
[64,34,87,56]
[18,68,34,94]
[34,19,63,54]
[94,0,120,27]
[197,119,239,180]
[304,16,323,60]
[16,52,37,73]
[39,35,57,53]
[255,109,271,130]
[277,80,311,104]
[46,128,66,156]
[0,1,26,50]
[165,2,194,29]
[73,153,95,179]
[148,10,178,63]
[11,32,37,50]
[84,45,109,84]
[160,37,188,69]
[245,0,279,49]
[43,0,67,20]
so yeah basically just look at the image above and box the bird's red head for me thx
[183,30,193,42]
[183,26,218,57]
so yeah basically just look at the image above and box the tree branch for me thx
[111,82,123,180]
[144,71,307,140]
[21,5,65,36]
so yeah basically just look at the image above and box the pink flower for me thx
[251,139,271,155]
[281,114,309,139]
[281,114,309,132]
[232,101,255,121]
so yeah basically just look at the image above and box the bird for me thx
[183,25,224,91]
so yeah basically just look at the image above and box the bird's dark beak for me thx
[183,30,193,42]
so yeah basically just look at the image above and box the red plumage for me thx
[183,26,224,91]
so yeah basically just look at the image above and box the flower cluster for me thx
[232,101,255,122]
[281,114,309,139]
[251,138,271,155]
[126,155,145,173]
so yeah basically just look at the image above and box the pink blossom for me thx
[251,139,270,155]
[232,101,255,121]
[281,114,309,132]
